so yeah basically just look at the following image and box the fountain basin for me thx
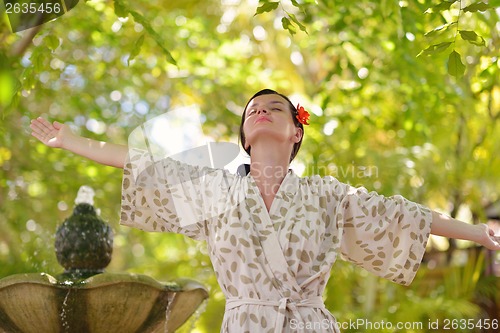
[0,272,208,333]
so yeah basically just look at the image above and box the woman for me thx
[31,89,500,332]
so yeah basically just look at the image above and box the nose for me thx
[257,109,268,114]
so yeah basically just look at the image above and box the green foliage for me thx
[329,252,496,333]
[422,0,498,77]
[448,50,466,77]
[462,2,491,12]
[1,0,500,331]
[459,30,485,46]
[424,1,459,14]
[255,0,308,35]
[255,1,279,15]
[128,34,145,66]
[113,0,177,65]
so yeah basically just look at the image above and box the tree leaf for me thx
[462,2,490,12]
[128,34,145,66]
[113,0,128,18]
[424,0,458,14]
[29,49,44,72]
[281,17,296,35]
[255,1,279,16]
[44,35,60,52]
[288,14,307,34]
[459,30,485,46]
[424,22,457,37]
[417,42,452,57]
[129,11,177,66]
[290,0,306,14]
[447,50,465,77]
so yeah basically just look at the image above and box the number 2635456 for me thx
[6,2,62,14]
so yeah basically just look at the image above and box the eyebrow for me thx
[248,100,286,108]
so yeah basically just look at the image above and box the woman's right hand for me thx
[30,117,74,149]
[30,117,127,168]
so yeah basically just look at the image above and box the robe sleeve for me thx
[120,149,228,241]
[336,184,432,286]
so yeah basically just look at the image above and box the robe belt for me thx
[225,296,325,333]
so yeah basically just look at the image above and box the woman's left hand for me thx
[476,223,500,251]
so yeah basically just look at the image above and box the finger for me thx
[30,118,51,133]
[31,131,46,142]
[33,117,50,126]
[490,236,500,250]
[36,117,55,132]
[29,121,47,134]
[53,121,62,130]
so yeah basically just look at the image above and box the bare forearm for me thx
[30,118,128,168]
[431,211,481,242]
[431,210,500,250]
[63,135,128,168]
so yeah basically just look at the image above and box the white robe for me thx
[120,149,432,333]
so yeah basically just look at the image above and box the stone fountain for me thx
[0,186,208,333]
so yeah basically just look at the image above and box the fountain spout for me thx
[55,187,113,280]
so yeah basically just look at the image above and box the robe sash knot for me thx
[225,296,325,333]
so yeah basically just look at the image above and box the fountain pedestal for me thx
[0,272,207,333]
[0,186,208,332]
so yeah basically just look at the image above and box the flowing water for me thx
[164,291,175,333]
[60,288,71,332]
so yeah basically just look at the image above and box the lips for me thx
[255,115,271,124]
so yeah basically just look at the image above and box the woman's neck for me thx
[249,145,291,208]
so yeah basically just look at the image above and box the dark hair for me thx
[239,89,304,162]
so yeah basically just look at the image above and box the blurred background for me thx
[1,0,500,331]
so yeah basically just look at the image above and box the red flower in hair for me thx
[296,104,310,125]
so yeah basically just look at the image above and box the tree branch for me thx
[10,25,43,58]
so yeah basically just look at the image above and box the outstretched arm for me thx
[431,210,500,251]
[30,117,128,169]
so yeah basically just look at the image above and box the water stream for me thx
[60,288,71,332]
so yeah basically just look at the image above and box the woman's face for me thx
[242,94,302,152]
